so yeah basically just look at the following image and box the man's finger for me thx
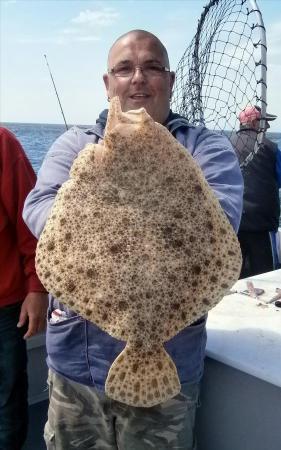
[23,315,37,339]
[17,307,27,328]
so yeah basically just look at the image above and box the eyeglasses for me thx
[108,62,170,78]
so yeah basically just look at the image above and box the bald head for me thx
[108,30,170,69]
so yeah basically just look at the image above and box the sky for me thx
[1,0,281,131]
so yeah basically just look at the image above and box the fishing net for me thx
[171,0,267,168]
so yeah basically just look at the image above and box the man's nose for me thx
[131,66,146,82]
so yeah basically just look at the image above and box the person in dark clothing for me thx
[231,105,281,278]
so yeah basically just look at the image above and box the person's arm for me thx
[190,127,244,232]
[23,127,94,238]
[275,147,281,189]
[0,128,48,338]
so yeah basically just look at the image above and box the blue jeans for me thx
[0,302,28,450]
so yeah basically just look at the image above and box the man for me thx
[23,30,243,449]
[0,127,48,450]
[231,105,281,278]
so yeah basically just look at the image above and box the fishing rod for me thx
[44,54,68,130]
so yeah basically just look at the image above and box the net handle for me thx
[240,0,267,168]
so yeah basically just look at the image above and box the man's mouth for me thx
[130,93,150,99]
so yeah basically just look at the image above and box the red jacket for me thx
[0,127,46,307]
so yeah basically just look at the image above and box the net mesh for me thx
[171,0,267,167]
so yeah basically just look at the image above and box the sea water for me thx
[2,122,281,174]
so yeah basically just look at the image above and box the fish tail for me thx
[105,344,180,407]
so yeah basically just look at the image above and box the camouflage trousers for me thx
[44,369,199,450]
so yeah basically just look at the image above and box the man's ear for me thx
[169,71,176,96]
[103,73,110,96]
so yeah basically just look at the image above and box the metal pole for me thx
[248,0,267,130]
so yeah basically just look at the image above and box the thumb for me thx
[17,306,27,328]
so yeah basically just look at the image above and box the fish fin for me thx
[105,344,180,407]
[104,97,122,135]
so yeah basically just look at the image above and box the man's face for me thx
[253,119,270,131]
[103,35,175,124]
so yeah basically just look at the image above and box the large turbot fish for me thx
[36,96,241,407]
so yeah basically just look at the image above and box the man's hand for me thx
[17,292,49,339]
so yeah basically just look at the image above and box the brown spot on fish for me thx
[172,210,183,219]
[135,340,143,349]
[86,268,97,278]
[171,239,183,248]
[202,298,210,305]
[157,361,163,370]
[134,382,140,393]
[171,303,180,311]
[118,301,128,311]
[47,241,55,251]
[132,363,138,373]
[164,176,174,185]
[119,372,126,381]
[109,243,124,254]
[108,374,115,383]
[194,184,202,193]
[191,265,201,275]
[66,280,76,293]
[152,379,158,388]
[167,274,177,283]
